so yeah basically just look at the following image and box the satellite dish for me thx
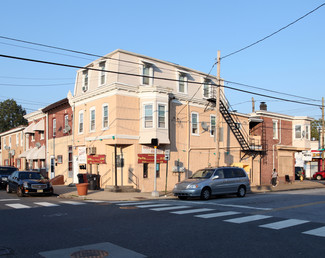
[201,122,209,131]
[36,142,41,148]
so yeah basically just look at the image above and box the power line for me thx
[0,53,321,108]
[221,3,325,60]
[0,83,74,87]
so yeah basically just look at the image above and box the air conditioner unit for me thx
[87,147,96,155]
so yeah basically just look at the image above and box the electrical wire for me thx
[0,53,322,109]
[221,3,325,60]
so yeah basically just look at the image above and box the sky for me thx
[0,0,324,119]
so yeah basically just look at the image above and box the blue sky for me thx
[0,0,324,119]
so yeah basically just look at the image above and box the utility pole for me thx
[215,50,221,167]
[322,97,324,171]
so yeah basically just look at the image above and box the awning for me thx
[34,145,45,159]
[33,120,44,131]
[24,122,36,134]
[18,148,31,158]
[26,147,38,160]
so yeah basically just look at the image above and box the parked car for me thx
[173,167,251,200]
[6,171,53,197]
[0,166,18,189]
[295,167,305,180]
[313,171,325,180]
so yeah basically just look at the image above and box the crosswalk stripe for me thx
[150,205,192,211]
[195,211,241,219]
[117,201,155,206]
[34,202,59,207]
[5,203,31,209]
[171,208,215,215]
[303,226,325,237]
[60,201,85,205]
[0,199,20,202]
[224,215,272,224]
[84,200,106,203]
[260,219,309,230]
[136,204,172,208]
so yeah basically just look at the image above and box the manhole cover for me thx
[70,249,108,258]
[119,206,138,209]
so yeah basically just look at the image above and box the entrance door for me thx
[73,156,79,183]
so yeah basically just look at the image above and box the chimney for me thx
[260,102,267,111]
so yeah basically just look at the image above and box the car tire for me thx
[17,187,24,197]
[237,186,246,197]
[200,187,211,200]
[178,196,188,200]
[316,175,323,181]
[6,184,12,193]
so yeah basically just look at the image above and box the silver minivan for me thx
[173,167,251,200]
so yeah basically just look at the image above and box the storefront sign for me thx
[78,147,87,164]
[87,155,106,164]
[312,151,321,159]
[138,154,167,163]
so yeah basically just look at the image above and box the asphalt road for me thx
[1,189,325,257]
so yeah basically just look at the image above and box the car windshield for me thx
[19,172,43,180]
[0,167,17,175]
[190,169,214,179]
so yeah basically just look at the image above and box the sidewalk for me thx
[54,180,325,202]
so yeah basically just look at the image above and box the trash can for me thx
[87,174,100,190]
[77,173,84,183]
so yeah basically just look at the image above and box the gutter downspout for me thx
[187,101,190,179]
[273,120,282,170]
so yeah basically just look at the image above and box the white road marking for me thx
[303,226,325,237]
[5,203,31,209]
[136,204,172,208]
[260,219,309,230]
[215,204,272,211]
[171,208,215,215]
[59,201,85,205]
[195,211,241,219]
[150,205,192,211]
[0,199,20,202]
[84,200,106,203]
[224,215,272,224]
[117,201,155,206]
[34,202,59,207]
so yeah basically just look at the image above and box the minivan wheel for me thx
[6,184,12,193]
[237,186,246,197]
[200,188,211,200]
[316,175,323,180]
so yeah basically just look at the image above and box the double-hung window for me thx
[144,104,153,128]
[82,70,88,92]
[210,115,216,137]
[178,72,188,93]
[79,111,84,134]
[90,108,96,132]
[53,119,56,137]
[102,104,109,130]
[158,104,166,128]
[306,125,310,140]
[191,112,199,135]
[273,120,278,139]
[203,79,211,98]
[99,61,106,85]
[64,115,69,130]
[142,62,153,85]
[295,125,302,139]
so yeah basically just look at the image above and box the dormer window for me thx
[178,72,188,94]
[142,62,154,85]
[99,61,106,86]
[203,79,211,98]
[82,70,88,92]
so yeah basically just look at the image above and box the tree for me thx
[311,119,322,140]
[0,99,28,133]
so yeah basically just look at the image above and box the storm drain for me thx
[70,249,108,257]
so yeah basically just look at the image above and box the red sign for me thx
[138,154,167,164]
[87,155,106,164]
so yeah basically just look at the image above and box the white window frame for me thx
[143,103,154,129]
[295,125,302,139]
[102,104,109,130]
[203,79,211,98]
[16,133,19,146]
[141,61,154,86]
[31,133,35,142]
[82,70,89,92]
[191,112,199,136]
[9,136,11,148]
[89,107,96,132]
[40,131,44,140]
[78,110,84,134]
[178,72,188,94]
[210,115,216,137]
[273,120,278,139]
[53,119,56,137]
[64,115,69,129]
[306,125,310,140]
[21,131,23,146]
[157,103,167,129]
[99,61,106,86]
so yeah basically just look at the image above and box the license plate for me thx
[37,190,43,193]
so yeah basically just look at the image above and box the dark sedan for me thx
[6,171,53,197]
[0,166,18,189]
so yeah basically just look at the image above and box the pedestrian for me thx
[271,168,278,187]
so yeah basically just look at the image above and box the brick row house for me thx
[0,50,313,191]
